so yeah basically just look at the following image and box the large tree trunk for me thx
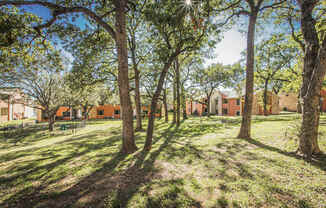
[297,0,326,159]
[144,56,176,151]
[172,77,176,124]
[163,88,169,122]
[48,114,55,132]
[176,59,181,126]
[237,13,257,139]
[115,0,137,154]
[263,79,269,116]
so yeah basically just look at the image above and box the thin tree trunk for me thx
[297,0,326,159]
[182,86,187,120]
[207,96,211,117]
[115,0,137,154]
[263,79,268,116]
[144,56,176,151]
[130,33,143,131]
[238,13,257,139]
[176,59,181,126]
[163,88,169,122]
[82,105,88,120]
[172,76,176,124]
[134,65,143,131]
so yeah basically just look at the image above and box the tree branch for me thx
[0,1,117,41]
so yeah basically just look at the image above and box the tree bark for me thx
[130,30,143,131]
[163,88,169,122]
[172,76,176,124]
[114,0,137,154]
[134,63,143,131]
[207,96,211,117]
[263,79,269,116]
[48,114,55,132]
[237,13,257,139]
[144,55,176,151]
[182,86,187,120]
[176,59,181,126]
[297,0,326,159]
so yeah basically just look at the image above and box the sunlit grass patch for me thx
[0,114,325,207]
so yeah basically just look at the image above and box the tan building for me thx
[0,88,37,122]
[279,92,298,112]
[251,91,280,115]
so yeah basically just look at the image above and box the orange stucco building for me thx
[89,104,121,119]
[36,104,163,122]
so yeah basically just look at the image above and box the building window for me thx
[236,111,240,116]
[114,110,120,115]
[62,111,70,117]
[223,108,228,115]
[97,109,104,115]
[223,99,228,104]
[236,99,240,106]
[1,108,8,116]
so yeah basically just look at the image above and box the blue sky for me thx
[21,5,246,66]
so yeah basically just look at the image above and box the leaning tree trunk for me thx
[238,13,257,139]
[163,88,169,122]
[115,0,137,154]
[297,0,326,159]
[172,77,177,124]
[263,79,269,116]
[176,59,181,126]
[144,56,176,151]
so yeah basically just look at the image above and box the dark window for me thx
[236,111,240,116]
[114,110,120,115]
[97,110,104,115]
[204,108,208,113]
[223,99,228,104]
[236,99,240,105]
[223,108,228,115]
[62,111,70,117]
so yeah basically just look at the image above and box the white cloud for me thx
[206,29,246,66]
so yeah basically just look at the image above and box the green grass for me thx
[0,115,325,208]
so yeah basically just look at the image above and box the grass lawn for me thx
[0,115,325,208]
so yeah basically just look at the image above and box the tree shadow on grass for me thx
[0,126,126,208]
[0,120,205,208]
[242,137,326,172]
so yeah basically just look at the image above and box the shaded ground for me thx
[0,115,325,208]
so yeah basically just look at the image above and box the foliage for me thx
[0,49,67,130]
[254,34,299,94]
[0,6,50,73]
